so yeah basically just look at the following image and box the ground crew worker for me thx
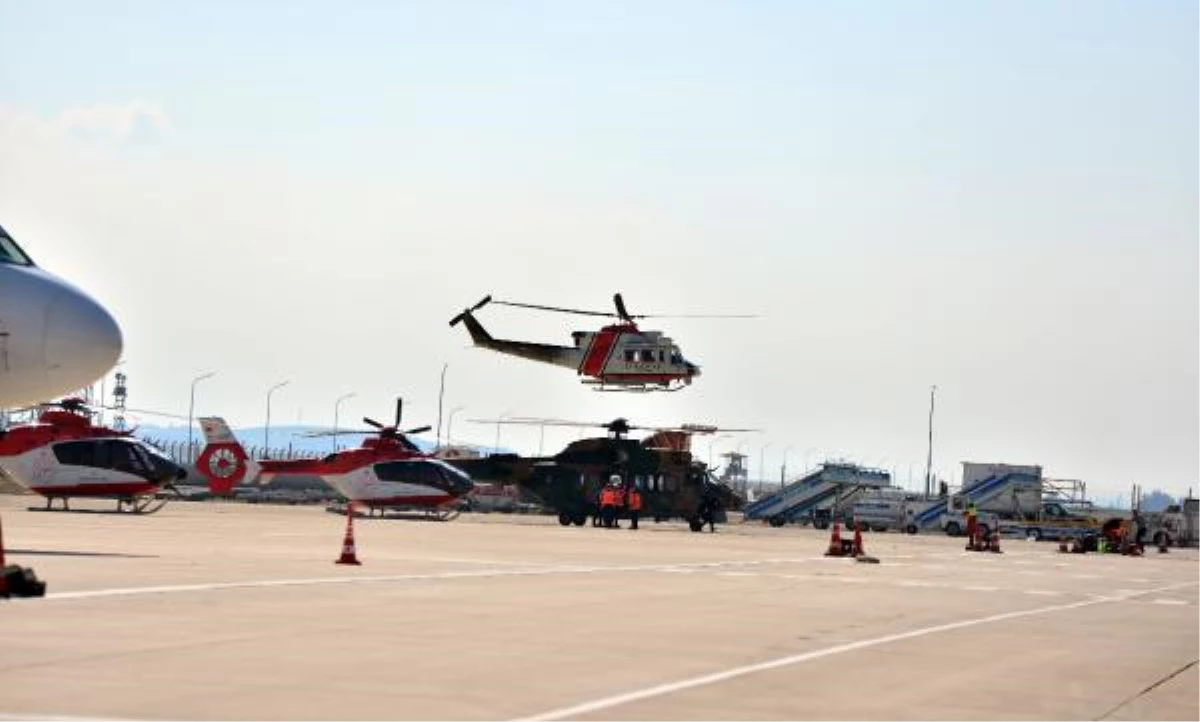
[599,483,616,528]
[965,501,978,549]
[627,484,643,530]
[698,492,717,533]
[591,484,603,527]
[612,478,626,529]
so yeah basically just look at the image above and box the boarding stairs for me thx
[744,463,891,525]
[908,471,1041,529]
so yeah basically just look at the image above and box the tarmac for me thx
[1,495,1197,721]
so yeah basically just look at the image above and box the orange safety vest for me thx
[627,490,642,511]
[600,488,614,507]
[614,488,626,506]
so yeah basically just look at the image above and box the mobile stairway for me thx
[744,462,891,527]
[908,470,1042,533]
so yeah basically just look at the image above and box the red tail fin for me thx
[195,417,260,494]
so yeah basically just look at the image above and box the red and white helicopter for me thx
[450,293,750,392]
[194,399,474,519]
[0,399,187,513]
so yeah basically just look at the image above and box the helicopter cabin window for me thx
[53,440,94,467]
[665,475,678,492]
[624,350,636,363]
[376,461,446,489]
[640,349,656,363]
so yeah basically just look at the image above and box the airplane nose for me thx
[44,286,123,393]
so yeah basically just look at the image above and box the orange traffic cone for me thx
[824,520,843,557]
[852,517,865,557]
[989,524,1002,553]
[335,503,361,566]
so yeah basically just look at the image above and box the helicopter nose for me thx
[44,285,123,394]
[687,362,701,378]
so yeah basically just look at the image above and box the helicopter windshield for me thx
[0,226,34,266]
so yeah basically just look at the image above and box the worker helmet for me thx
[609,474,622,486]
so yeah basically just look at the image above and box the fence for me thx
[139,437,322,466]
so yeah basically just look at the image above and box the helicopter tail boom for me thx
[450,299,579,370]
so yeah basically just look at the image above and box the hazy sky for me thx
[2,1,1196,499]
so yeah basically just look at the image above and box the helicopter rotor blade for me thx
[403,425,432,435]
[302,428,378,438]
[633,311,753,316]
[363,417,384,429]
[491,299,615,318]
[469,417,606,429]
[395,398,403,428]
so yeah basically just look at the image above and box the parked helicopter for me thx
[449,294,752,392]
[0,399,187,513]
[444,417,753,531]
[194,399,474,519]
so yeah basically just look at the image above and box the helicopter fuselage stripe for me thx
[580,329,619,377]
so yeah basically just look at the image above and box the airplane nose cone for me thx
[44,286,123,393]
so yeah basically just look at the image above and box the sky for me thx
[1,1,1196,500]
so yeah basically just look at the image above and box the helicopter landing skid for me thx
[28,494,169,515]
[586,381,687,393]
[326,502,461,522]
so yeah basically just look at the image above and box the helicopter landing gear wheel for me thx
[689,518,704,533]
[572,513,587,526]
[558,512,572,526]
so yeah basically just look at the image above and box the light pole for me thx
[803,446,820,473]
[781,444,795,486]
[187,371,216,462]
[707,434,731,468]
[924,385,937,498]
[264,380,289,459]
[494,409,512,454]
[446,406,465,448]
[333,391,355,452]
[759,443,771,493]
[435,363,448,451]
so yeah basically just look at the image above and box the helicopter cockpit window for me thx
[670,349,683,365]
[640,350,655,363]
[0,227,34,267]
[110,440,150,476]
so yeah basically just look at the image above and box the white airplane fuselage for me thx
[0,226,123,408]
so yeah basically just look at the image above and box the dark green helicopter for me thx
[444,418,752,532]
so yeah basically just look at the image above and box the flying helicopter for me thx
[444,417,755,532]
[449,293,752,392]
[194,399,474,520]
[0,398,188,513]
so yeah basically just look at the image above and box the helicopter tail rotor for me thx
[449,295,493,327]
